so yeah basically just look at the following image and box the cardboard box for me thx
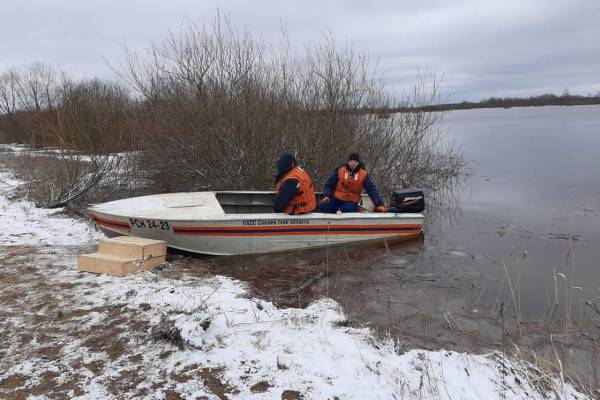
[78,252,165,277]
[98,236,166,260]
[79,236,167,276]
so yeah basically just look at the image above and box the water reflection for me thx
[206,238,427,307]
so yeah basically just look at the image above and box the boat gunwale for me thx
[88,191,425,224]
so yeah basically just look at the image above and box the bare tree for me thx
[0,69,21,116]
[15,62,59,112]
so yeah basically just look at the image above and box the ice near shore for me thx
[0,161,588,399]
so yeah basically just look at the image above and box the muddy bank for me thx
[0,245,244,399]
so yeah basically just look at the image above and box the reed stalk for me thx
[502,260,522,336]
[545,267,560,324]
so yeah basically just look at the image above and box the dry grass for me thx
[489,242,600,397]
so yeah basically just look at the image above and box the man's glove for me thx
[320,196,330,205]
[375,205,386,213]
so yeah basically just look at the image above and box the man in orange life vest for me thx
[273,153,317,215]
[318,153,386,213]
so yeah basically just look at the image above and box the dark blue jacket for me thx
[273,154,300,212]
[322,164,383,206]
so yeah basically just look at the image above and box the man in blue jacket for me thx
[273,153,316,214]
[318,153,386,213]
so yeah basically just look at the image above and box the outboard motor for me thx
[388,189,425,213]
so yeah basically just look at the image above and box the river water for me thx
[438,105,600,317]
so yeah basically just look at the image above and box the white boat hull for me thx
[89,192,424,255]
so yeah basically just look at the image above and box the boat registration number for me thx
[129,218,170,231]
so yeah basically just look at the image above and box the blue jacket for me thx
[322,164,383,206]
[273,153,300,212]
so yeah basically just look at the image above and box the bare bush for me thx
[0,65,140,209]
[3,78,140,208]
[6,150,136,209]
[118,16,465,196]
[46,78,138,152]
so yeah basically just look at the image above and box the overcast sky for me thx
[1,0,599,102]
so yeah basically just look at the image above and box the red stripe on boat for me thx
[91,213,131,231]
[172,224,422,236]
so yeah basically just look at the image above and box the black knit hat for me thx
[276,153,297,172]
[348,152,360,162]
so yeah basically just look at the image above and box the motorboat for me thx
[89,191,425,255]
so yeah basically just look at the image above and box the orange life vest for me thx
[275,166,317,214]
[334,167,367,203]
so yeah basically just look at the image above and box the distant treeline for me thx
[389,93,600,112]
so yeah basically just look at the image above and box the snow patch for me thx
[0,169,101,246]
[65,268,587,399]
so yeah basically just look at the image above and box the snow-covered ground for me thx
[0,170,102,246]
[0,158,588,399]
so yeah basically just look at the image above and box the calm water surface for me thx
[436,105,600,316]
